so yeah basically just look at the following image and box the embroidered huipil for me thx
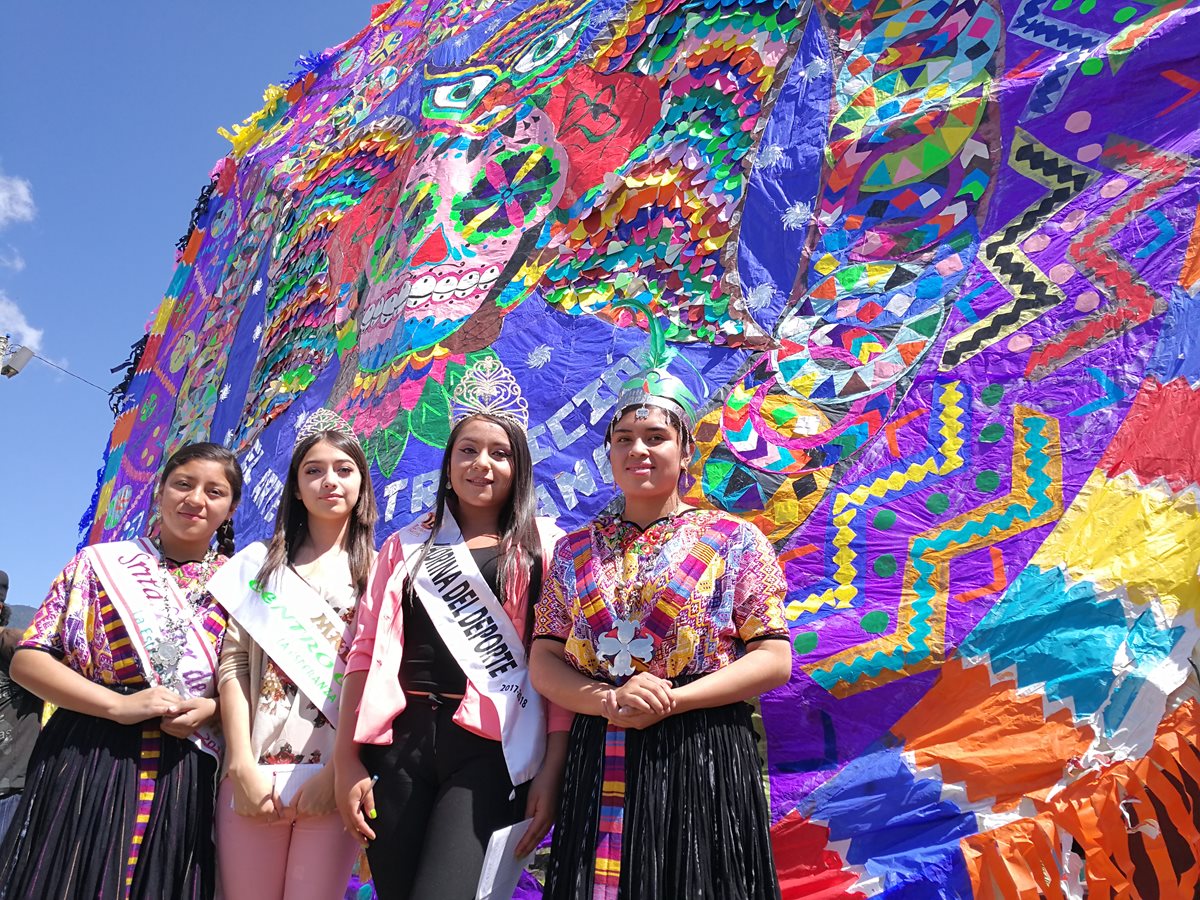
[20,549,227,890]
[535,508,788,898]
[534,509,789,682]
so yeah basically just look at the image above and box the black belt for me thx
[103,682,145,695]
[408,691,463,708]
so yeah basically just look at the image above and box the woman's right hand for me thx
[112,686,184,725]
[335,754,376,848]
[603,673,677,729]
[613,672,675,716]
[227,761,282,819]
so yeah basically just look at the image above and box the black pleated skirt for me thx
[544,701,781,900]
[0,707,217,900]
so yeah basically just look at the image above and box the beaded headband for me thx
[450,355,529,430]
[297,408,359,445]
[611,384,695,436]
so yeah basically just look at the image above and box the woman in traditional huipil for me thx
[209,410,377,900]
[334,356,570,900]
[0,442,243,900]
[530,312,792,900]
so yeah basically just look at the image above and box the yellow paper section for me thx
[1034,470,1200,617]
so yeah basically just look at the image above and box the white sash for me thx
[207,542,350,727]
[401,512,546,785]
[87,538,222,760]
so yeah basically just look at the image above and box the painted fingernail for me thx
[368,808,377,820]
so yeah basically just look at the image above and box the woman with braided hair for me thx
[0,441,242,899]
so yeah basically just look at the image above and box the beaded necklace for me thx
[580,506,735,681]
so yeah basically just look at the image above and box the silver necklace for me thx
[144,544,218,688]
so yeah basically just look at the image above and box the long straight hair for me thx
[159,442,244,556]
[410,413,543,644]
[255,431,378,597]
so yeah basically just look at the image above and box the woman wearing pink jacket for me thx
[334,357,569,900]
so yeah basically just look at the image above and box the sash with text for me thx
[400,513,546,785]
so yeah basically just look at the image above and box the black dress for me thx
[546,687,781,900]
[0,551,224,900]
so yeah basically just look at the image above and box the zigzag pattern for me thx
[784,381,968,619]
[1027,136,1190,379]
[807,407,1064,695]
[941,131,1096,371]
[1009,0,1108,119]
[1009,0,1106,54]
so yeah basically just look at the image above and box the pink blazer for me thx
[346,514,571,745]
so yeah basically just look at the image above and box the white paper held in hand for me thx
[475,816,535,900]
[275,764,323,807]
[237,764,322,808]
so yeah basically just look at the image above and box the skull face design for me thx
[355,1,597,374]
[357,117,563,369]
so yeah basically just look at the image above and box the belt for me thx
[407,690,464,708]
[104,682,146,695]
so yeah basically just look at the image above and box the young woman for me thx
[530,377,793,899]
[335,357,569,900]
[0,441,242,900]
[209,410,377,900]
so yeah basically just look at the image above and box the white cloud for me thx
[0,290,43,352]
[0,171,35,229]
[0,245,25,271]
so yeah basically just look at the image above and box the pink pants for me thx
[216,778,361,900]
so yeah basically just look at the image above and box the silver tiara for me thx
[297,408,359,444]
[450,356,529,429]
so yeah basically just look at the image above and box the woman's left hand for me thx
[515,731,568,858]
[291,763,337,819]
[515,768,559,857]
[160,696,217,739]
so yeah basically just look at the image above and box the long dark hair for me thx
[255,431,378,597]
[411,413,543,644]
[159,442,244,556]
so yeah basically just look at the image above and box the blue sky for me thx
[0,3,372,607]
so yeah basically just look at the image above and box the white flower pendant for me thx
[596,618,655,678]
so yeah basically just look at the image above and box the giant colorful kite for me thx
[82,0,1200,896]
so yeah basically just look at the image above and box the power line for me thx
[32,353,110,396]
[2,337,110,397]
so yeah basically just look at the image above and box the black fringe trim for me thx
[108,334,148,416]
[175,176,219,253]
